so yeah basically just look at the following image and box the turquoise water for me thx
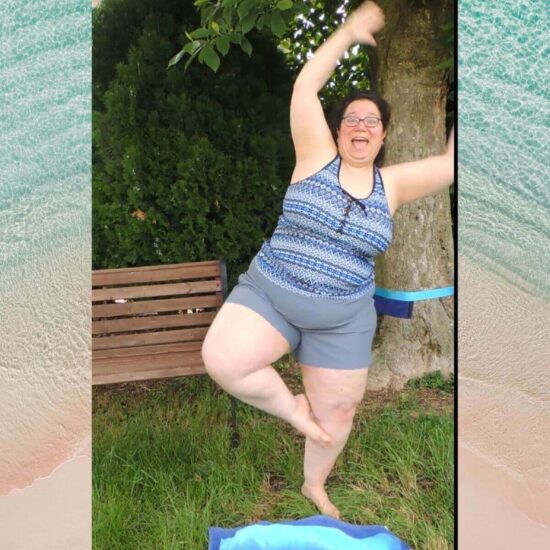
[0,1,90,279]
[459,0,550,299]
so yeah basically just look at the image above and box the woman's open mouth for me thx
[351,137,369,150]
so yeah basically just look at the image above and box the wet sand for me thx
[0,454,91,550]
[459,446,550,548]
[459,256,550,546]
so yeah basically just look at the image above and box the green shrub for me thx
[93,0,294,288]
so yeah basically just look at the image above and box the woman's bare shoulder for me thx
[290,150,338,185]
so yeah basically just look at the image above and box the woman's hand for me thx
[342,1,385,46]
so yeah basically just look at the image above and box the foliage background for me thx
[92,0,294,287]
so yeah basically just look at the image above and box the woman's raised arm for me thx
[290,2,385,165]
[382,126,455,212]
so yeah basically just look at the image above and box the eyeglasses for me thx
[342,115,382,128]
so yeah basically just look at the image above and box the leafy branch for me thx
[167,0,306,71]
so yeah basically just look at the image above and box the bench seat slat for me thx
[92,280,220,302]
[92,311,216,335]
[93,342,202,360]
[92,263,221,286]
[92,327,209,351]
[93,365,206,385]
[94,350,203,371]
[92,295,222,319]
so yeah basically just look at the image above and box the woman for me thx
[202,1,454,519]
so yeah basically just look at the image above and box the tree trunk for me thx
[368,0,454,389]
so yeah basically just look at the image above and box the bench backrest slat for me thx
[92,280,220,302]
[93,311,216,335]
[92,260,221,284]
[92,295,221,318]
[93,327,209,351]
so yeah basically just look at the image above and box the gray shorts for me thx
[225,259,377,369]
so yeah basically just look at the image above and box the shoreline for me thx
[0,235,90,495]
[459,240,550,305]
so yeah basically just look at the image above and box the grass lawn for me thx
[93,360,454,549]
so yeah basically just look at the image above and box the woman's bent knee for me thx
[201,339,229,381]
[201,339,247,395]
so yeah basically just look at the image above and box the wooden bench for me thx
[92,259,228,385]
[92,258,239,445]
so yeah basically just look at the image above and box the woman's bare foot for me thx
[290,394,332,447]
[301,483,341,519]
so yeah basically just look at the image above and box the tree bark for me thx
[368,0,454,389]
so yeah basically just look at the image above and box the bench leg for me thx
[230,396,240,448]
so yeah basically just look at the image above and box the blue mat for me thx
[209,515,409,550]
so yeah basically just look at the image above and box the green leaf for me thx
[200,5,215,26]
[210,21,220,34]
[270,11,286,37]
[183,41,199,54]
[276,0,293,10]
[215,35,230,56]
[184,46,202,71]
[194,0,210,6]
[228,32,242,44]
[241,13,257,34]
[199,44,220,72]
[240,35,252,56]
[277,38,291,54]
[237,0,256,20]
[293,2,309,15]
[256,13,268,30]
[167,49,185,69]
[189,28,211,39]
[223,5,234,24]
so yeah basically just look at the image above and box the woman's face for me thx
[337,99,386,165]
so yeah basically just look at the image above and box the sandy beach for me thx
[0,237,90,495]
[459,446,550,548]
[0,238,91,547]
[459,255,550,545]
[0,455,91,550]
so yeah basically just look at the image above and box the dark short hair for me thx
[327,91,391,165]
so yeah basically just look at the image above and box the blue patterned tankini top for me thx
[253,155,393,300]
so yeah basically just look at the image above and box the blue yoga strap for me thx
[374,286,454,302]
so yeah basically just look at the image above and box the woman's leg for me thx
[201,303,332,446]
[299,364,369,518]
